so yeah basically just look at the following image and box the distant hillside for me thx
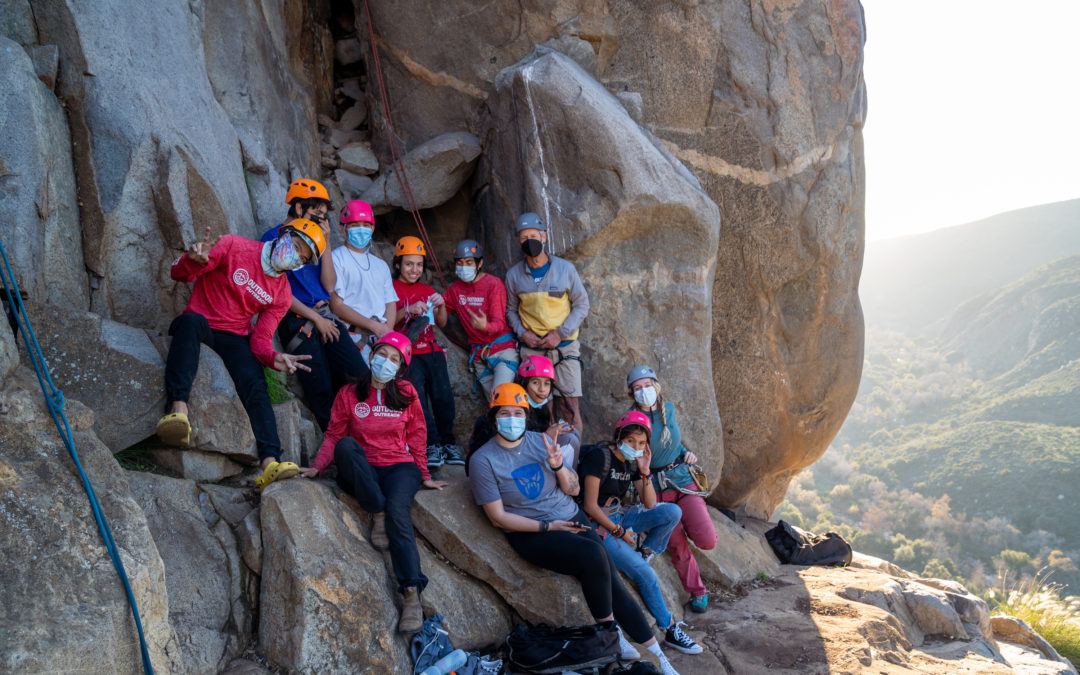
[861,199,1080,333]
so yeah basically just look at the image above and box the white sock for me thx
[647,642,664,659]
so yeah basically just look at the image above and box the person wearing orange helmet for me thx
[156,222,314,492]
[390,236,461,468]
[300,331,448,634]
[468,384,676,670]
[326,200,397,361]
[580,412,701,660]
[260,179,367,431]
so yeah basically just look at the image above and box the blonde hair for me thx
[629,378,671,446]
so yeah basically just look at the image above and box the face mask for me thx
[456,265,477,282]
[619,442,644,460]
[370,354,399,383]
[528,395,550,409]
[496,416,526,441]
[270,235,304,272]
[520,238,543,258]
[633,385,658,408]
[347,225,373,249]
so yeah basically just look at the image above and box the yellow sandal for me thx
[255,461,300,492]
[156,412,191,447]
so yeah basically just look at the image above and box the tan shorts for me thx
[520,339,582,398]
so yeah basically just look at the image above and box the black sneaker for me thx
[426,444,445,467]
[665,621,703,655]
[442,444,465,465]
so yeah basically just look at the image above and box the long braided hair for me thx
[629,378,672,447]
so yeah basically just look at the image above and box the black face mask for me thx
[520,238,543,258]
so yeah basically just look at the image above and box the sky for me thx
[860,0,1080,241]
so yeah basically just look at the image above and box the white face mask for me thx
[456,264,477,282]
[633,385,658,408]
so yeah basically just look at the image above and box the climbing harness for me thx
[467,332,519,392]
[361,0,447,288]
[0,236,154,674]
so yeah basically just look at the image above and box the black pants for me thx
[407,351,456,446]
[277,312,368,431]
[506,509,653,644]
[334,437,427,592]
[164,312,280,463]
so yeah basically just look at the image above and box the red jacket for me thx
[171,235,290,368]
[313,380,429,480]
[444,274,510,347]
[392,278,444,355]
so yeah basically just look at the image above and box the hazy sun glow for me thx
[861,0,1080,241]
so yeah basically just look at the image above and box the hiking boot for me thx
[689,593,708,613]
[370,512,389,550]
[616,625,640,660]
[664,621,703,655]
[442,444,465,466]
[398,586,423,633]
[658,651,681,675]
[426,444,445,467]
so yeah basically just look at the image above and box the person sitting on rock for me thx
[626,365,718,614]
[300,331,448,633]
[324,200,397,362]
[390,235,463,468]
[580,411,703,656]
[443,239,517,401]
[467,384,682,674]
[260,179,367,432]
[505,213,589,433]
[465,355,578,466]
[155,224,317,491]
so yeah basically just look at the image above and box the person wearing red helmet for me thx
[260,179,367,432]
[468,384,678,672]
[301,332,448,634]
[390,236,461,468]
[626,365,718,615]
[325,200,397,361]
[579,412,702,659]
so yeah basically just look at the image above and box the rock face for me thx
[358,0,867,516]
[0,372,183,673]
[0,36,87,311]
[362,132,482,215]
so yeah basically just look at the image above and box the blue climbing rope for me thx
[0,237,154,675]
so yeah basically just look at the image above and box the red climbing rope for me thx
[361,0,448,288]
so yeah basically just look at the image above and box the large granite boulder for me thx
[258,479,410,672]
[358,0,867,517]
[0,36,87,311]
[361,132,482,214]
[0,371,183,673]
[127,473,250,674]
[0,310,16,382]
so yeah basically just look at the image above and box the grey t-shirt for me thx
[468,431,579,528]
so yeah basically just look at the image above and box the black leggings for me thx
[505,509,653,644]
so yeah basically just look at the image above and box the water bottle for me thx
[420,649,468,675]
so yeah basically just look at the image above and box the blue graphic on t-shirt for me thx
[511,463,545,500]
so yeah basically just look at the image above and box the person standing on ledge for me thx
[505,212,590,433]
[155,223,317,491]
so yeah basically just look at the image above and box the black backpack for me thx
[505,623,620,673]
[765,520,853,567]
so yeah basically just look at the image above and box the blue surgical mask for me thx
[496,416,526,441]
[347,225,373,249]
[619,442,644,460]
[370,354,399,383]
[528,395,550,409]
[270,235,303,272]
[456,265,477,282]
[633,385,658,408]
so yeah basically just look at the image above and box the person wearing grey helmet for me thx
[505,212,590,434]
[444,239,519,402]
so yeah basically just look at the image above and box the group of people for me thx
[155,179,718,673]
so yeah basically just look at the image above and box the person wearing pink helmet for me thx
[301,331,448,633]
[580,412,702,659]
[324,200,397,361]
